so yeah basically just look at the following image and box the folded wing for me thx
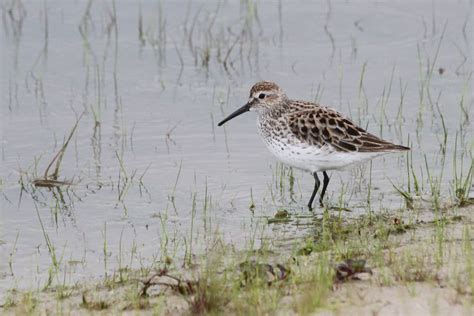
[287,106,410,153]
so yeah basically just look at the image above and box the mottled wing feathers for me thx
[286,104,409,153]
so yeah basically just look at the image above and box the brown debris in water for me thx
[335,259,372,283]
[32,113,83,188]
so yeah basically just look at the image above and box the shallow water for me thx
[1,0,472,294]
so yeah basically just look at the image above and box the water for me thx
[1,0,472,295]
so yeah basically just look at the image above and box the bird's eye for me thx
[258,93,266,99]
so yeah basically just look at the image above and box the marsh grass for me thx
[186,267,231,314]
[292,254,334,314]
[81,291,110,311]
[2,1,473,315]
[8,231,20,276]
[32,113,84,189]
[3,200,474,314]
[34,201,63,289]
[1,290,37,314]
[452,134,474,207]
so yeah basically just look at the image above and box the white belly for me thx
[268,142,382,172]
[257,121,382,172]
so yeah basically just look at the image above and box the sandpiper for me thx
[218,81,410,209]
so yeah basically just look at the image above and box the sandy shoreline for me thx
[2,203,473,315]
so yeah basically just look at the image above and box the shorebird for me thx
[218,81,410,209]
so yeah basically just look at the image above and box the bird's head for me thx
[218,81,288,126]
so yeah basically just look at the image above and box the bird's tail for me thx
[388,144,410,151]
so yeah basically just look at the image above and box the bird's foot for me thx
[307,201,325,210]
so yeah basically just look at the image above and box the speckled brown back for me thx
[283,102,410,153]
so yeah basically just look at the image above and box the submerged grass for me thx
[32,113,84,188]
[2,1,473,315]
[3,201,473,314]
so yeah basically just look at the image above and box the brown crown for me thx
[249,81,281,97]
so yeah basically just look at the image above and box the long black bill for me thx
[217,103,250,126]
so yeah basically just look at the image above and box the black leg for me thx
[319,171,330,207]
[307,172,320,209]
